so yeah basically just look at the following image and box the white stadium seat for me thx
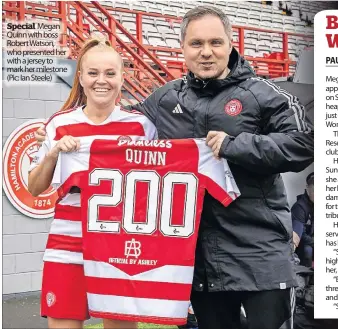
[244,48,257,58]
[117,32,130,43]
[237,8,248,15]
[121,13,136,23]
[128,3,148,12]
[234,16,247,25]
[161,6,178,17]
[154,0,170,6]
[260,20,271,29]
[289,53,298,62]
[122,21,136,32]
[272,22,284,31]
[114,1,130,10]
[183,3,195,10]
[257,32,271,42]
[226,2,239,10]
[143,23,158,33]
[202,0,217,5]
[258,43,271,53]
[166,37,180,48]
[272,40,282,49]
[245,37,256,45]
[157,25,173,34]
[271,33,283,43]
[149,36,167,47]
[248,17,261,27]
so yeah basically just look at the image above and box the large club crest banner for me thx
[3,119,58,219]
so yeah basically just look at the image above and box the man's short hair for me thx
[180,5,232,42]
[306,172,314,186]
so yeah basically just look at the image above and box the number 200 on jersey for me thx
[88,169,198,238]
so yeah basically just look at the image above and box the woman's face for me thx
[79,47,123,108]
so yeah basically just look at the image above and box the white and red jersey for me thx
[58,138,240,325]
[29,106,156,265]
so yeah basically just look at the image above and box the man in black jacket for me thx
[292,173,314,268]
[35,5,314,329]
[131,7,313,328]
[132,6,313,329]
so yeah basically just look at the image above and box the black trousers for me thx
[190,288,295,329]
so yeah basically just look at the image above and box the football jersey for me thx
[29,105,156,265]
[56,138,240,325]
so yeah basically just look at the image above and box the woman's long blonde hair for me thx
[60,38,122,112]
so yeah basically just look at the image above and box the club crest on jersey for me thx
[225,99,242,116]
[46,292,56,307]
[109,238,158,267]
[125,238,141,258]
[3,120,58,219]
[117,135,132,143]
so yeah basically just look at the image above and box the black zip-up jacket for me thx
[130,48,314,291]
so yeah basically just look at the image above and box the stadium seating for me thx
[4,0,334,83]
[96,0,326,64]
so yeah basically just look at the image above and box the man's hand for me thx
[206,131,228,158]
[293,231,300,251]
[35,125,46,144]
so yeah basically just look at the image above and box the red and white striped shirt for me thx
[58,138,240,325]
[29,105,156,265]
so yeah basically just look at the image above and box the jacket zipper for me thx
[204,98,212,134]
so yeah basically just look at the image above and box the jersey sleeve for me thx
[53,140,91,196]
[28,120,56,173]
[143,116,158,140]
[196,139,240,206]
[57,171,86,200]
[28,140,50,173]
[28,119,64,190]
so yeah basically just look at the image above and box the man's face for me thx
[182,15,232,80]
[307,184,314,202]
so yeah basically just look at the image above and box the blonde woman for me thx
[28,38,156,329]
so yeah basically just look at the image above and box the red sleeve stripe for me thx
[201,174,234,207]
[45,108,76,127]
[54,122,145,140]
[120,107,143,115]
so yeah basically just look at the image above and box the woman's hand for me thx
[28,135,79,197]
[35,125,47,144]
[49,135,80,158]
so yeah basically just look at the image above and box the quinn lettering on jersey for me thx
[126,149,167,166]
[118,139,172,148]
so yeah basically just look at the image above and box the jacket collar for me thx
[297,191,314,206]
